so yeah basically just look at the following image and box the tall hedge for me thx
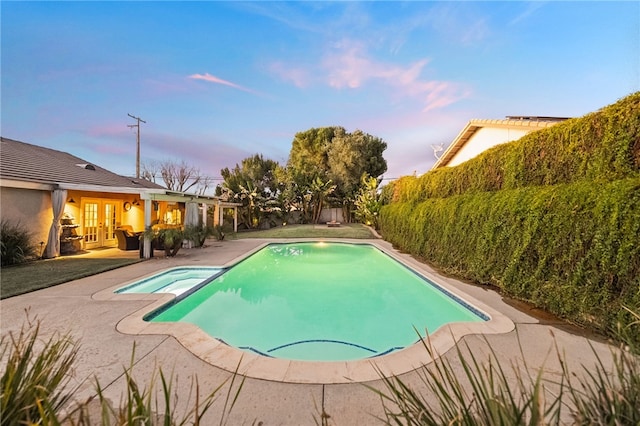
[380,92,640,341]
[391,92,640,203]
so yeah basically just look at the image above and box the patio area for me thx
[0,238,618,424]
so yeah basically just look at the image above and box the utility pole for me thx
[127,113,146,178]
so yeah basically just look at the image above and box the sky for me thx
[2,1,639,188]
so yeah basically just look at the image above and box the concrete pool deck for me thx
[0,238,618,424]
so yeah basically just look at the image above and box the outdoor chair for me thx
[115,228,140,251]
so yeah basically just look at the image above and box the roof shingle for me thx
[0,137,164,189]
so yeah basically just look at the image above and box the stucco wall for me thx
[448,127,531,167]
[0,187,52,248]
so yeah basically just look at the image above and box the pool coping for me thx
[93,239,515,384]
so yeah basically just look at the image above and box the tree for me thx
[219,154,282,229]
[310,176,336,224]
[140,161,160,184]
[287,127,344,187]
[284,126,387,223]
[327,129,387,220]
[141,160,212,195]
[354,174,383,229]
[220,154,280,198]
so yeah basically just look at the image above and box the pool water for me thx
[116,267,223,296]
[149,242,486,361]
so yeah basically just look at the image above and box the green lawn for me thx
[1,258,141,299]
[231,223,377,239]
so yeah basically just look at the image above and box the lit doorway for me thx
[81,198,121,249]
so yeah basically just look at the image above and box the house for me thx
[432,116,569,169]
[0,137,238,258]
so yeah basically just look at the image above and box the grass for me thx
[231,223,377,239]
[0,257,141,299]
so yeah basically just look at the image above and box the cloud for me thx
[316,39,470,111]
[268,62,311,88]
[87,123,130,138]
[419,81,473,112]
[509,2,546,26]
[425,3,491,45]
[188,73,260,95]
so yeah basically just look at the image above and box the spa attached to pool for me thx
[100,240,514,383]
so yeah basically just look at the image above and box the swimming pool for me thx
[148,242,487,361]
[115,267,224,296]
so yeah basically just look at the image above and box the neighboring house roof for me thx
[0,137,164,190]
[432,116,568,169]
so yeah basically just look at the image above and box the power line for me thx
[143,173,398,182]
[127,113,146,178]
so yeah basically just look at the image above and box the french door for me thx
[82,198,121,249]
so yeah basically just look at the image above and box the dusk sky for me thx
[2,1,638,188]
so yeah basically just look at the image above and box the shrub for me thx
[1,314,244,425]
[143,227,184,257]
[380,178,640,343]
[184,225,215,247]
[80,346,241,425]
[0,315,79,425]
[380,92,640,345]
[371,336,561,425]
[391,92,640,203]
[566,307,640,424]
[372,309,640,425]
[213,224,226,240]
[354,174,382,229]
[0,219,37,266]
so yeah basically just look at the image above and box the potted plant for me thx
[183,225,215,248]
[142,227,184,257]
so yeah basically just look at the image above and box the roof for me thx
[432,117,568,169]
[0,137,165,190]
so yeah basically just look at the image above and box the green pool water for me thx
[150,242,486,361]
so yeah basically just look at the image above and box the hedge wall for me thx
[391,92,640,203]
[380,92,640,341]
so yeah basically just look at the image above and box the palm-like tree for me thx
[237,182,262,228]
[310,177,336,224]
[354,174,381,228]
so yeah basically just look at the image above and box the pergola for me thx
[139,190,241,258]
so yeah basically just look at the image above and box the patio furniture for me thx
[115,227,140,251]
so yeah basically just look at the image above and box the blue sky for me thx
[2,1,638,186]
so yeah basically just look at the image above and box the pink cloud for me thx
[323,40,372,88]
[268,62,311,88]
[86,123,130,138]
[283,38,470,111]
[188,73,259,95]
[417,80,473,112]
[322,39,427,89]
